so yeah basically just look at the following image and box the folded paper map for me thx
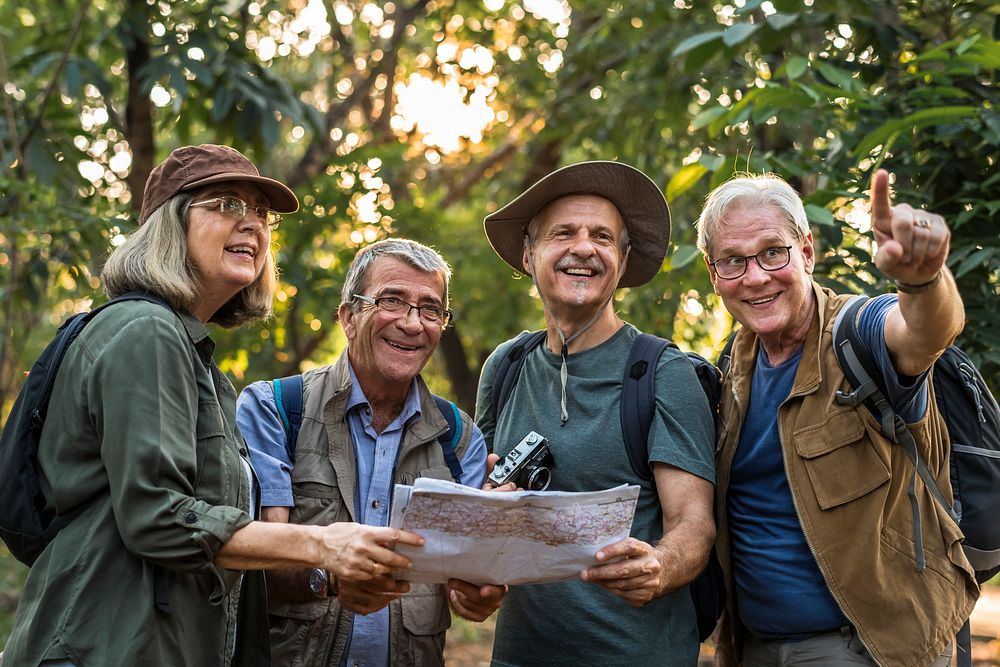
[388,478,639,585]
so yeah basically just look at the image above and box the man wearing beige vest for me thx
[237,239,505,666]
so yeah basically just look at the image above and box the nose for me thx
[238,208,266,233]
[568,229,596,256]
[396,306,424,332]
[741,257,770,286]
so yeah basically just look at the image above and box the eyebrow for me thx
[716,238,787,256]
[374,287,444,307]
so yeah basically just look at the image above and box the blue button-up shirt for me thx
[236,364,487,667]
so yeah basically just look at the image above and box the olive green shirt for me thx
[3,300,263,667]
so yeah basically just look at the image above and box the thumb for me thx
[870,169,893,236]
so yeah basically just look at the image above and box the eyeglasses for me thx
[709,246,792,280]
[353,294,452,327]
[189,196,282,229]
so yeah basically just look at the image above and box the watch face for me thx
[309,568,328,597]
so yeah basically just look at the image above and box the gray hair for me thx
[696,174,809,258]
[101,191,277,327]
[339,238,451,311]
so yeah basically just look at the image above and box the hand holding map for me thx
[389,478,639,585]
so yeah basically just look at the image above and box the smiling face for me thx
[522,195,627,321]
[339,256,446,402]
[708,205,816,360]
[186,182,271,322]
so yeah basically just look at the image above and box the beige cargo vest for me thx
[714,285,978,667]
[267,353,475,667]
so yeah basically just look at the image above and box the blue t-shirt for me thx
[728,294,928,639]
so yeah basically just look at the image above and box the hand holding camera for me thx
[487,431,554,491]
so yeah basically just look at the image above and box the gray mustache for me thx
[554,254,604,274]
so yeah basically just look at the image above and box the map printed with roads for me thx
[389,478,639,585]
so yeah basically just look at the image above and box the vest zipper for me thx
[775,393,882,667]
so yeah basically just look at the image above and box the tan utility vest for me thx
[267,354,474,667]
[715,285,978,667]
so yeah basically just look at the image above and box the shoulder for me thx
[77,299,186,360]
[482,330,538,374]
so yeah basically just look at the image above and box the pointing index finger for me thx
[871,169,893,231]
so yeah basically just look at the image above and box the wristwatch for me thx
[309,568,335,598]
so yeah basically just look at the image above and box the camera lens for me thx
[525,466,551,491]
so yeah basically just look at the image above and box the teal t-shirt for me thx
[475,324,715,666]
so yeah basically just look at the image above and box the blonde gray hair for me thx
[101,192,277,327]
[696,174,809,258]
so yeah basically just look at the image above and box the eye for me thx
[220,197,246,216]
[720,256,746,269]
[762,247,783,259]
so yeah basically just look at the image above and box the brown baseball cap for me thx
[484,161,671,288]
[137,144,299,225]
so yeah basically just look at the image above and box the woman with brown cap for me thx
[2,145,424,667]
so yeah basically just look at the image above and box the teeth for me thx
[564,268,595,276]
[750,296,775,305]
[227,245,254,256]
[388,341,417,351]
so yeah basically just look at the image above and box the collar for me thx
[344,362,422,425]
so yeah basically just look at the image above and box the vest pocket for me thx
[793,408,889,509]
[400,584,451,635]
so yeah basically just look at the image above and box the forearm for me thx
[889,267,965,375]
[653,514,716,596]
[215,520,323,570]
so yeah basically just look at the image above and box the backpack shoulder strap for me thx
[832,294,957,571]
[620,333,673,482]
[272,374,303,463]
[432,395,464,481]
[492,330,548,420]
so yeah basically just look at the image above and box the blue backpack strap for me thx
[272,374,303,463]
[620,333,672,482]
[491,330,548,421]
[432,395,464,480]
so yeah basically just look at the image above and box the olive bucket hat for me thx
[138,144,299,225]
[483,161,671,288]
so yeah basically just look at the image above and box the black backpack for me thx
[0,292,171,566]
[833,295,1000,583]
[491,330,726,642]
[271,374,465,481]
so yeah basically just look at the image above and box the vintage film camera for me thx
[488,431,554,491]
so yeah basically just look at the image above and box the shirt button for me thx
[184,512,198,524]
[371,500,380,509]
[239,448,248,456]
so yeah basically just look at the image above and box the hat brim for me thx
[484,161,670,288]
[183,173,299,213]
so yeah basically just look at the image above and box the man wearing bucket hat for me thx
[475,161,716,665]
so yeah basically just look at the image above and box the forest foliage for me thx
[1,0,998,418]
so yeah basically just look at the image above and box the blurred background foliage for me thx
[1,0,998,649]
[1,0,998,418]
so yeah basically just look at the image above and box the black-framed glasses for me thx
[353,294,452,327]
[709,246,793,280]
[190,196,282,229]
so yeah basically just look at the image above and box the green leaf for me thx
[815,62,854,92]
[786,56,808,80]
[853,106,979,157]
[956,34,981,55]
[804,203,835,226]
[671,244,702,269]
[723,23,759,47]
[690,107,728,131]
[955,247,995,278]
[672,31,723,57]
[666,164,708,203]
[766,13,798,32]
[699,153,726,172]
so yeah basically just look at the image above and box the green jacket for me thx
[266,353,474,667]
[715,284,978,666]
[3,300,268,667]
